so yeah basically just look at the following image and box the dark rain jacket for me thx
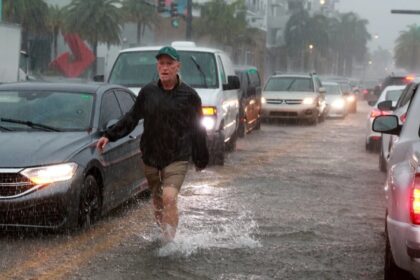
[104,78,209,170]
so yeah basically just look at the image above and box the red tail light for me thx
[362,89,369,95]
[400,112,407,124]
[370,108,391,118]
[410,176,420,224]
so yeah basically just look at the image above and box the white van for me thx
[104,41,240,165]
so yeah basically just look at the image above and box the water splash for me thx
[157,211,261,257]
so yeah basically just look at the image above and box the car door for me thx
[99,90,139,210]
[114,89,145,197]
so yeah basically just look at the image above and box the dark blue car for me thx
[0,82,147,230]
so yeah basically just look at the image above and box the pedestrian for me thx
[96,46,209,243]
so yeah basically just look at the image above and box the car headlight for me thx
[331,99,345,109]
[21,162,78,185]
[261,97,266,104]
[201,116,216,131]
[302,97,315,105]
[346,95,355,102]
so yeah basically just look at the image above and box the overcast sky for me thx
[336,0,420,53]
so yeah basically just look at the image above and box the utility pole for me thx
[186,0,192,40]
[391,10,420,15]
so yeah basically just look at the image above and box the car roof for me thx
[269,74,312,79]
[322,81,340,86]
[120,43,222,54]
[0,82,115,94]
[382,85,407,91]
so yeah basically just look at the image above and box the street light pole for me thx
[186,0,192,40]
[391,10,420,15]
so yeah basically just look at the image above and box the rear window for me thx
[385,89,403,101]
[264,77,314,92]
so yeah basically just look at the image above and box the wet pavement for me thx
[0,101,387,280]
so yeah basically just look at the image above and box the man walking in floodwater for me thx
[96,46,209,243]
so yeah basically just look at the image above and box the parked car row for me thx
[368,78,420,279]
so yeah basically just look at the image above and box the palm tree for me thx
[47,5,63,59]
[63,0,122,75]
[194,0,251,50]
[2,0,49,51]
[121,0,157,46]
[395,25,420,72]
[333,13,370,76]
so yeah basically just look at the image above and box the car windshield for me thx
[109,51,218,88]
[0,90,94,131]
[264,77,314,92]
[324,84,341,95]
[385,89,404,101]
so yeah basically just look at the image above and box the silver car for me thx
[373,88,420,279]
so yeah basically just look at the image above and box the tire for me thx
[384,225,412,280]
[308,116,318,126]
[225,129,237,152]
[255,116,261,130]
[238,120,246,138]
[209,131,225,166]
[78,175,102,229]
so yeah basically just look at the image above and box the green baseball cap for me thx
[156,46,180,61]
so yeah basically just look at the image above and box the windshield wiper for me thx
[0,118,61,132]
[0,125,13,131]
[190,56,208,88]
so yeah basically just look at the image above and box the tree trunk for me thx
[92,40,98,77]
[137,22,142,46]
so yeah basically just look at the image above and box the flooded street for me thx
[0,101,386,280]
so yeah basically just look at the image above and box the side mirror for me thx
[223,75,240,90]
[94,75,105,82]
[103,119,119,131]
[372,115,401,135]
[377,100,394,111]
[319,87,326,94]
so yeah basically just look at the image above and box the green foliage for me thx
[63,0,122,50]
[121,0,157,45]
[3,0,49,35]
[395,24,420,72]
[194,0,254,49]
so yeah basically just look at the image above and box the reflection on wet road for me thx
[0,102,386,280]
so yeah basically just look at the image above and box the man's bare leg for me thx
[161,185,179,242]
[152,194,164,227]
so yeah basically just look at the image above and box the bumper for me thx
[0,169,83,230]
[261,104,318,120]
[388,216,420,277]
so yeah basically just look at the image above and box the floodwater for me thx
[0,101,386,280]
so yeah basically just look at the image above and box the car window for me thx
[109,51,219,89]
[100,91,123,129]
[264,77,314,92]
[114,90,135,114]
[0,90,94,131]
[385,89,403,101]
[324,84,341,95]
[397,84,418,108]
[248,69,261,87]
[217,56,227,85]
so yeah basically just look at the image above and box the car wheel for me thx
[308,116,318,126]
[225,128,237,153]
[238,120,246,138]
[384,224,412,280]
[78,175,102,229]
[255,116,261,130]
[209,131,225,166]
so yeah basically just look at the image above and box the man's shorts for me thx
[144,161,189,197]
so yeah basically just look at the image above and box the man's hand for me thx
[96,137,109,153]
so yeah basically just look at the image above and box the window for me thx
[115,90,135,114]
[100,91,122,129]
[265,77,314,92]
[217,56,227,85]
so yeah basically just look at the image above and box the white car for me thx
[365,85,405,152]
[372,87,420,279]
[378,83,419,172]
[322,81,347,118]
[261,73,327,125]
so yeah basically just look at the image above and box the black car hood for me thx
[0,132,92,168]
